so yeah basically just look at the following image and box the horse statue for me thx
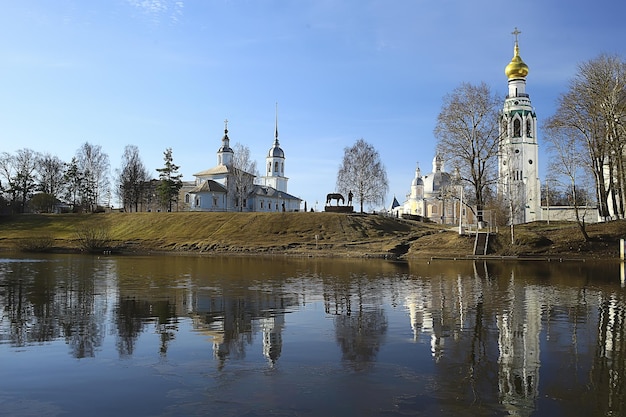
[326,193,344,206]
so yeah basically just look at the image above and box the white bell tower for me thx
[262,105,288,192]
[217,119,234,167]
[498,28,541,224]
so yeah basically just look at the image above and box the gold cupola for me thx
[505,29,529,79]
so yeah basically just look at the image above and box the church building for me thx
[392,155,466,225]
[186,118,301,212]
[498,29,541,224]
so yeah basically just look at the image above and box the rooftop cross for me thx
[511,27,521,43]
[224,118,228,132]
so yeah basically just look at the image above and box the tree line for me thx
[0,143,182,214]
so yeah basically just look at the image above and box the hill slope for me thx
[1,212,624,259]
[0,212,449,257]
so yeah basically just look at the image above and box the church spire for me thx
[274,102,280,147]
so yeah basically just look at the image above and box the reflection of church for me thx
[404,263,541,415]
[188,287,293,368]
[496,272,541,416]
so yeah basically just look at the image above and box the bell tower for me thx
[263,105,288,192]
[498,28,541,224]
[217,119,234,167]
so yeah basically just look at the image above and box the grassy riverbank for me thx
[1,212,625,259]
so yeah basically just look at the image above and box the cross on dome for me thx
[512,27,521,44]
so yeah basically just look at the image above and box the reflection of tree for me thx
[325,276,388,371]
[151,300,178,357]
[115,297,151,356]
[212,297,252,367]
[335,306,387,371]
[591,293,626,417]
[1,273,32,346]
[59,275,105,358]
[0,261,106,358]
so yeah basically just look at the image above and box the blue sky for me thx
[1,0,625,210]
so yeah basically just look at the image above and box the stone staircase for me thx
[473,232,489,255]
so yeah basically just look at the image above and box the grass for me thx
[1,212,625,259]
[0,212,443,256]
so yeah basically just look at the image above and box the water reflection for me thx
[0,255,625,416]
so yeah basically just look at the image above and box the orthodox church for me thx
[392,155,465,225]
[186,118,301,212]
[498,28,541,224]
[393,29,540,226]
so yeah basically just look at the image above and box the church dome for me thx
[505,43,529,79]
[218,127,233,153]
[411,165,423,186]
[268,143,284,158]
[421,154,451,196]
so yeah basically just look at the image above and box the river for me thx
[0,254,624,416]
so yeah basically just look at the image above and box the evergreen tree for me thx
[156,148,183,212]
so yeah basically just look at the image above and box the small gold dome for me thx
[505,43,529,79]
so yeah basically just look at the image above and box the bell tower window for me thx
[513,119,521,137]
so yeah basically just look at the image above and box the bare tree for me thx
[76,142,110,212]
[434,82,501,222]
[231,142,257,211]
[117,145,151,212]
[37,153,66,200]
[12,149,40,213]
[336,138,388,213]
[543,119,593,240]
[549,54,626,220]
[0,152,18,211]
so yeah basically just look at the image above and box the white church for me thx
[186,119,301,212]
[391,155,466,225]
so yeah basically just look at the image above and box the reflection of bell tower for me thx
[498,28,540,224]
[260,313,284,366]
[497,272,541,416]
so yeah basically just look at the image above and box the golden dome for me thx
[505,43,529,79]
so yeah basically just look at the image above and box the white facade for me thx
[187,120,301,212]
[498,31,541,224]
[393,155,465,225]
[261,117,288,192]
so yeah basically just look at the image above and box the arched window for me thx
[274,161,279,172]
[513,119,521,137]
[185,194,190,203]
[526,118,532,137]
[267,162,271,174]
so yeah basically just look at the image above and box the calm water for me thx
[0,254,624,417]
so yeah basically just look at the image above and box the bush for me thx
[74,226,112,252]
[16,235,55,252]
